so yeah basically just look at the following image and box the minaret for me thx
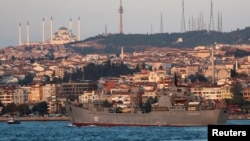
[118,0,124,34]
[181,0,186,32]
[121,46,124,60]
[151,24,153,34]
[42,17,45,44]
[69,17,72,36]
[235,59,238,71]
[26,21,30,45]
[78,17,80,41]
[105,24,107,35]
[50,16,53,44]
[217,11,223,32]
[160,13,164,33]
[211,44,215,85]
[18,23,22,46]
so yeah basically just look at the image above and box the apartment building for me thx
[59,81,97,101]
[0,85,24,105]
[190,85,233,100]
[79,90,99,103]
[28,84,43,104]
[243,87,250,101]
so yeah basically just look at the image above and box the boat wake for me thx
[86,125,96,127]
[67,123,76,127]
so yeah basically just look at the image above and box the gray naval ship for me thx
[65,79,229,126]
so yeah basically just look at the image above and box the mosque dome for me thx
[59,27,68,31]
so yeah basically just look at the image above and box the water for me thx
[0,120,249,141]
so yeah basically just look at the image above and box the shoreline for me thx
[1,114,249,122]
[0,116,69,122]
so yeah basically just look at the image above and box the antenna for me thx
[160,13,164,33]
[181,0,186,32]
[50,16,53,44]
[220,12,223,32]
[209,0,215,31]
[18,23,22,46]
[105,24,107,35]
[42,17,45,44]
[118,0,124,34]
[26,21,30,45]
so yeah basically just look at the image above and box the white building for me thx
[42,84,57,101]
[49,27,76,44]
[79,90,99,103]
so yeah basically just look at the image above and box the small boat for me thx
[7,117,21,124]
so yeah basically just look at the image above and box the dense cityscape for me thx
[1,0,250,121]
[1,32,250,119]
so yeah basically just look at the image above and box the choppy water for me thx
[0,120,249,141]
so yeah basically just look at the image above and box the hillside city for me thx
[1,28,250,119]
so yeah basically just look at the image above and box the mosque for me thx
[18,17,80,46]
[49,27,76,44]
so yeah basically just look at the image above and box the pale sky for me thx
[0,0,249,48]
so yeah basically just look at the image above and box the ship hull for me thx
[66,102,229,127]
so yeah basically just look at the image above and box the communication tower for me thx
[209,0,215,31]
[118,0,124,34]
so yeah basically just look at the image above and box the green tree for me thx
[187,73,208,83]
[18,72,35,85]
[141,97,158,113]
[102,100,113,107]
[32,102,48,116]
[0,101,4,107]
[5,103,18,115]
[17,104,31,116]
[0,101,4,115]
[115,107,122,113]
[226,81,244,106]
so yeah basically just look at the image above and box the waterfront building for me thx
[190,84,233,100]
[0,85,25,105]
[28,84,43,104]
[79,90,99,104]
[220,84,233,99]
[59,81,97,101]
[42,84,58,101]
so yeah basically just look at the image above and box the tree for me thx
[17,104,31,116]
[187,73,208,83]
[227,81,244,106]
[18,72,34,85]
[5,103,18,115]
[32,102,48,116]
[102,100,112,107]
[0,101,4,107]
[141,97,158,113]
[0,101,4,115]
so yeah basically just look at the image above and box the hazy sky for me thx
[0,0,249,48]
